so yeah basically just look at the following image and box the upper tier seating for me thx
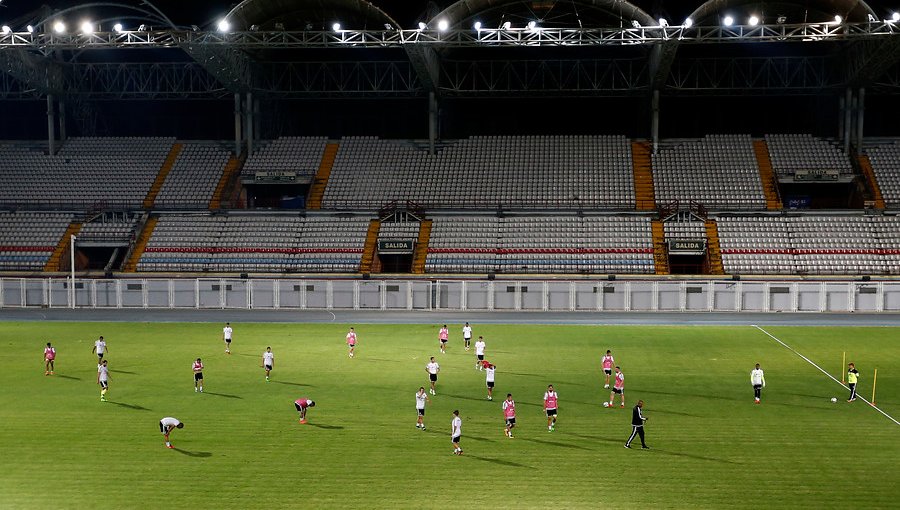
[764,134,852,178]
[652,135,766,209]
[155,144,230,208]
[717,215,900,275]
[322,136,635,210]
[137,214,370,272]
[78,213,140,243]
[866,142,900,208]
[0,212,73,270]
[0,137,174,208]
[242,137,328,180]
[425,215,653,274]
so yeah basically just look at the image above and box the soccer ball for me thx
[830,397,838,403]
[602,402,610,408]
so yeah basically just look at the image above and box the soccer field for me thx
[1,321,897,509]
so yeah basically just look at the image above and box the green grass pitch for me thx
[0,321,898,509]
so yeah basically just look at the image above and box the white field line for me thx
[753,325,899,427]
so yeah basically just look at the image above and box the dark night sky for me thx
[1,1,899,140]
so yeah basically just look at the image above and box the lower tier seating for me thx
[0,212,73,270]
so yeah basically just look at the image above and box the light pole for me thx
[70,234,77,309]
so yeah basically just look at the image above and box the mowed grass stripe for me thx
[0,323,897,509]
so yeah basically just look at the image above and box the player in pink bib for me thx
[294,398,316,424]
[601,350,615,389]
[346,328,357,358]
[43,342,56,375]
[502,393,517,438]
[439,325,449,354]
[544,385,559,432]
[608,366,625,408]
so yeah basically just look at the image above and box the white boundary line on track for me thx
[753,325,899,427]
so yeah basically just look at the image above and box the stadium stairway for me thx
[123,216,158,272]
[857,154,886,209]
[704,220,725,275]
[209,155,243,209]
[359,219,381,273]
[411,220,433,274]
[650,220,670,275]
[752,140,783,210]
[631,141,655,211]
[307,142,339,210]
[45,222,82,272]
[143,143,183,208]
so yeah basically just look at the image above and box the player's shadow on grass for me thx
[204,391,242,399]
[423,429,495,442]
[173,448,212,458]
[53,374,81,381]
[562,432,624,445]
[639,389,734,402]
[271,381,315,388]
[648,408,702,418]
[520,437,592,451]
[307,423,344,430]
[467,454,533,469]
[110,369,138,375]
[108,401,151,411]
[652,448,738,465]
[361,357,402,364]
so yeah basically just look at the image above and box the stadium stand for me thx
[865,142,900,208]
[137,214,370,272]
[764,134,853,178]
[425,215,653,274]
[154,143,231,209]
[0,212,74,270]
[378,221,421,241]
[78,213,141,243]
[0,137,175,208]
[322,135,635,209]
[663,215,707,242]
[242,136,328,181]
[652,134,766,209]
[717,215,900,275]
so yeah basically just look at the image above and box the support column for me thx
[837,95,845,143]
[233,92,242,156]
[856,87,865,150]
[849,93,859,153]
[58,100,67,143]
[428,92,438,155]
[843,88,853,154]
[47,94,56,155]
[245,92,254,155]
[253,97,261,143]
[651,90,660,154]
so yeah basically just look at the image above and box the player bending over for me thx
[503,393,516,438]
[294,398,316,424]
[415,387,430,430]
[43,342,56,375]
[544,384,558,431]
[159,417,184,449]
[262,347,275,382]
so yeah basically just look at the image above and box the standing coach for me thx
[624,400,649,449]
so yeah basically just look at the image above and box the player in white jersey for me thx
[462,322,473,351]
[262,347,275,382]
[415,387,431,430]
[485,363,496,400]
[425,357,440,395]
[750,363,766,404]
[92,336,108,361]
[474,336,486,370]
[451,410,463,455]
[97,359,110,402]
[159,417,183,449]
[223,323,233,354]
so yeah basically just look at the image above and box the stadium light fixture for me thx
[527,20,537,30]
[683,18,693,28]
[892,12,900,22]
[418,22,426,30]
[631,20,641,28]
[53,21,66,34]
[113,23,123,33]
[1,25,10,35]
[834,15,843,24]
[473,21,482,30]
[658,18,668,27]
[332,22,341,32]
[748,15,759,26]
[81,21,94,34]
[503,21,512,30]
[723,16,734,27]
[217,19,230,32]
[437,19,449,31]
[26,25,34,33]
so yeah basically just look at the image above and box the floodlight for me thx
[437,19,449,31]
[332,22,341,31]
[658,18,668,27]
[384,23,393,30]
[776,15,787,24]
[418,22,427,30]
[527,20,537,30]
[217,19,230,32]
[723,16,734,26]
[631,20,641,28]
[1,26,10,35]
[138,24,146,31]
[249,24,259,31]
[867,14,877,22]
[26,25,34,33]
[834,15,843,24]
[503,21,512,30]
[53,21,66,34]
[748,15,759,26]
[473,21,482,30]
[81,21,94,34]
[683,18,693,28]
[892,12,900,22]
[113,23,123,32]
